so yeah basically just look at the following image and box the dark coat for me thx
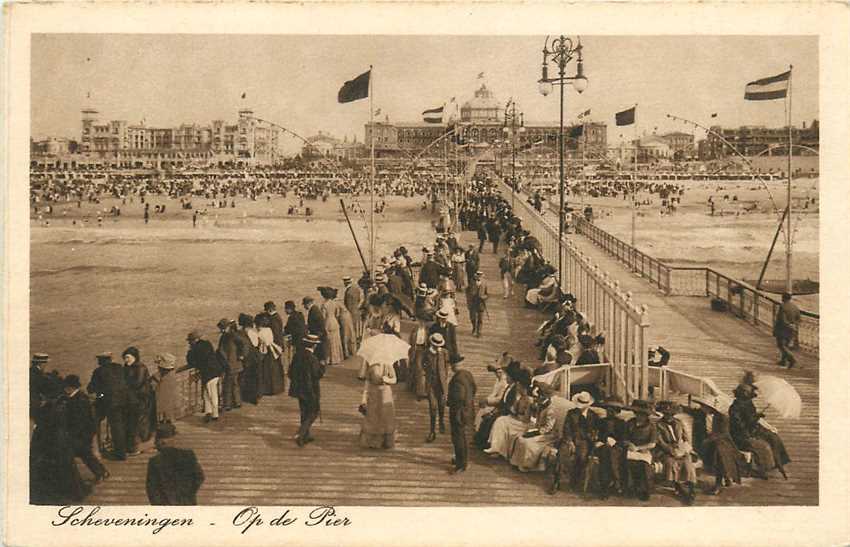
[428,321,460,363]
[344,285,363,315]
[268,312,285,346]
[186,339,223,383]
[447,369,477,425]
[562,407,600,445]
[423,347,450,396]
[597,415,627,443]
[217,330,240,374]
[87,362,131,410]
[125,362,151,405]
[62,391,98,449]
[419,260,441,289]
[307,305,326,337]
[146,446,205,505]
[466,281,489,311]
[233,330,260,404]
[288,347,324,409]
[284,311,307,349]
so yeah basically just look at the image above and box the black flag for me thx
[338,70,371,103]
[615,106,636,126]
[241,92,246,99]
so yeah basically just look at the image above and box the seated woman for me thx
[693,395,745,495]
[475,353,511,431]
[484,367,532,460]
[510,386,558,472]
[729,383,790,479]
[475,357,518,450]
[525,271,561,309]
[623,400,658,501]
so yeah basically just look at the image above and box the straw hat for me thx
[154,353,177,370]
[572,391,595,409]
[429,333,445,347]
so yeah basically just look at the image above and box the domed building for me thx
[460,84,501,124]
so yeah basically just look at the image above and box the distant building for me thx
[365,83,607,160]
[32,106,286,170]
[660,131,695,160]
[701,120,819,160]
[303,131,366,161]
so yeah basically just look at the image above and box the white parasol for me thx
[754,376,802,419]
[357,334,411,365]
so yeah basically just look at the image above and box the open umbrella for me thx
[754,376,802,419]
[357,334,410,365]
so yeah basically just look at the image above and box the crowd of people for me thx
[29,167,794,507]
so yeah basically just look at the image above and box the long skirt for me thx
[409,345,426,394]
[240,362,261,405]
[485,415,527,459]
[703,435,744,483]
[257,352,274,396]
[266,353,285,395]
[757,427,791,467]
[740,437,775,474]
[325,326,344,365]
[453,262,467,291]
[359,383,396,449]
[510,433,557,472]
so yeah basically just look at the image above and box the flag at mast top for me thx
[744,69,791,101]
[338,69,371,103]
[615,106,636,126]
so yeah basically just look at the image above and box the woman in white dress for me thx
[358,360,397,449]
[451,248,467,291]
[510,388,558,472]
[485,369,533,460]
[319,287,344,365]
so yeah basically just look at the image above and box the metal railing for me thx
[507,183,651,402]
[176,335,296,418]
[573,216,819,353]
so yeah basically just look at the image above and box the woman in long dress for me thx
[320,287,344,366]
[485,369,533,460]
[256,313,285,395]
[729,383,790,479]
[510,389,558,472]
[358,360,397,449]
[451,248,467,291]
[151,353,179,426]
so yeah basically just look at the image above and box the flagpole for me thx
[785,65,793,294]
[369,65,375,276]
[632,104,638,247]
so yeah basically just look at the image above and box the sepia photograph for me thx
[27,32,820,507]
[4,2,850,546]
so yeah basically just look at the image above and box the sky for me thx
[31,34,818,152]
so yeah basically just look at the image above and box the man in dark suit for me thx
[447,356,476,474]
[265,301,285,347]
[418,251,441,289]
[284,300,307,352]
[288,334,324,446]
[62,375,109,482]
[303,296,327,364]
[477,220,488,253]
[146,425,205,505]
[595,401,627,499]
[428,308,460,363]
[87,352,133,460]
[465,245,480,286]
[552,391,599,494]
[183,330,223,423]
[466,271,489,337]
[217,319,241,411]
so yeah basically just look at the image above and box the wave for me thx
[31,264,177,278]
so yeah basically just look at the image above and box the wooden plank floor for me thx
[82,227,818,506]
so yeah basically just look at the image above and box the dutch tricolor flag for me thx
[744,69,791,101]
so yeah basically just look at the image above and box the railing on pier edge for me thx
[572,215,819,354]
[503,182,651,403]
[172,336,296,420]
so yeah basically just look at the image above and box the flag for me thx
[241,92,246,99]
[477,72,485,79]
[615,106,636,126]
[422,105,444,124]
[578,108,591,119]
[711,112,718,118]
[744,70,790,101]
[338,69,371,103]
[569,125,584,139]
[374,108,382,116]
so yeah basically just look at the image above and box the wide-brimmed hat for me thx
[655,400,681,415]
[154,353,177,369]
[429,333,445,347]
[692,395,728,415]
[572,391,595,408]
[630,399,655,415]
[303,334,321,346]
[435,308,449,320]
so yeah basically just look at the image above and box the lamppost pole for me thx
[504,99,524,210]
[537,35,588,281]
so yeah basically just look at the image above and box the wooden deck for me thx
[83,228,818,506]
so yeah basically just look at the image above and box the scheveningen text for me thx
[52,506,194,535]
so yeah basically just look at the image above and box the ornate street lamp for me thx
[538,35,587,279]
[504,99,525,208]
